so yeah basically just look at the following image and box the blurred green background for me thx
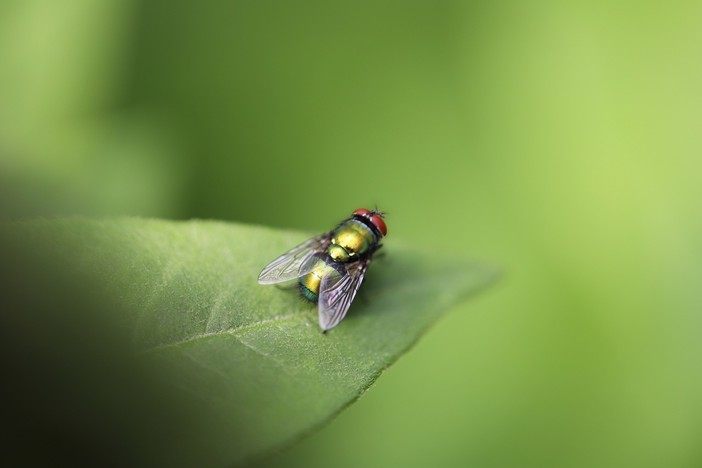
[2,0,701,467]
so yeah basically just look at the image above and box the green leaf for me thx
[1,218,497,466]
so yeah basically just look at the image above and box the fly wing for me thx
[258,234,330,284]
[318,258,370,331]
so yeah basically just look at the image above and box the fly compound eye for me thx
[369,214,387,236]
[352,208,370,217]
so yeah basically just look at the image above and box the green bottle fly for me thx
[258,208,387,331]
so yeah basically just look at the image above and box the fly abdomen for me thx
[298,254,345,303]
[299,283,319,303]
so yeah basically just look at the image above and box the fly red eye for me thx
[352,208,370,216]
[369,214,387,236]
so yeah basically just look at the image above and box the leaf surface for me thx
[3,218,497,466]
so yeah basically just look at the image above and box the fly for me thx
[258,208,387,331]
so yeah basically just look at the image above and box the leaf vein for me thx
[144,311,303,353]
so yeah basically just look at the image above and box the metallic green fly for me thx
[258,208,387,331]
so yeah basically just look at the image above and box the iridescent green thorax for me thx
[328,219,377,262]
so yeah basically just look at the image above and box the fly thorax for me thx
[328,244,350,262]
[330,220,375,261]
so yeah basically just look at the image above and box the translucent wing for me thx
[258,235,329,284]
[318,258,370,331]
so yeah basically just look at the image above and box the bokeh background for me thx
[2,1,701,467]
